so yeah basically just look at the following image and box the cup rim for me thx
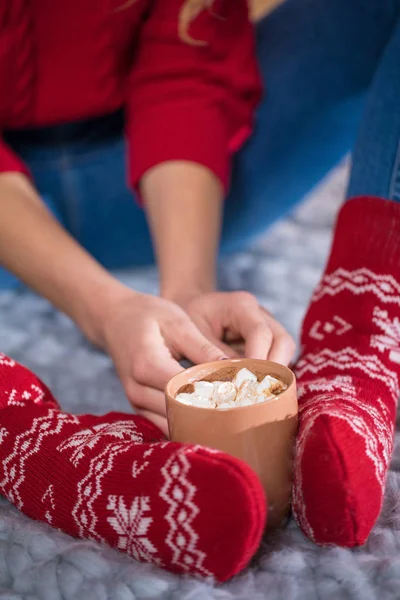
[165,358,296,413]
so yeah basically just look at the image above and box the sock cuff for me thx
[326,196,400,272]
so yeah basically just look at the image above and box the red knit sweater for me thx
[0,0,261,191]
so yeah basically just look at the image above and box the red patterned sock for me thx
[293,197,400,547]
[0,354,266,581]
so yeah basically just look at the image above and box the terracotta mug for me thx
[165,359,298,530]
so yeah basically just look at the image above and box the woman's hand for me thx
[99,289,229,435]
[99,287,295,436]
[173,291,296,366]
[141,162,295,365]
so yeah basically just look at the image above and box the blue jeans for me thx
[2,0,400,289]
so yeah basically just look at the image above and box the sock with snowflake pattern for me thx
[293,197,400,546]
[0,353,266,581]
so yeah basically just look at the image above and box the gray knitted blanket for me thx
[1,161,399,600]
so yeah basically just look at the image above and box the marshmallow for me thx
[233,368,257,389]
[236,380,257,404]
[175,368,286,410]
[218,401,236,410]
[256,376,272,395]
[236,398,254,407]
[175,393,196,405]
[192,397,215,408]
[212,382,237,405]
[194,381,214,399]
[176,393,215,408]
[268,376,286,394]
[257,375,286,396]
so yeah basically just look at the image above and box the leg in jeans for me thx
[223,0,400,251]
[293,9,400,546]
[347,15,400,200]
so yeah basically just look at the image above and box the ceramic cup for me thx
[165,359,298,530]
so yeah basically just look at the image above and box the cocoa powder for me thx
[176,365,284,396]
[178,383,195,394]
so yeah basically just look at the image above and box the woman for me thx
[1,0,400,581]
[0,0,292,582]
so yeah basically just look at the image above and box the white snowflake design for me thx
[371,306,400,365]
[0,355,52,408]
[4,384,46,408]
[297,375,356,400]
[296,347,399,399]
[57,420,143,466]
[309,315,352,341]
[107,495,159,563]
[0,409,79,509]
[0,427,9,445]
[159,446,212,578]
[132,447,154,479]
[0,354,16,368]
[312,269,400,306]
[71,441,134,543]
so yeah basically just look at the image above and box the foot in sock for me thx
[0,353,266,581]
[293,196,400,547]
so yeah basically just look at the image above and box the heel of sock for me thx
[294,413,383,546]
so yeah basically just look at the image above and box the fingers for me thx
[130,325,184,391]
[132,317,230,393]
[226,293,296,365]
[165,316,229,365]
[123,293,295,440]
[245,322,274,360]
[226,292,274,359]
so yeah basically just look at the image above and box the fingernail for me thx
[219,356,229,361]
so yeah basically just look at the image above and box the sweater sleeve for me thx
[127,0,262,194]
[0,138,29,177]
